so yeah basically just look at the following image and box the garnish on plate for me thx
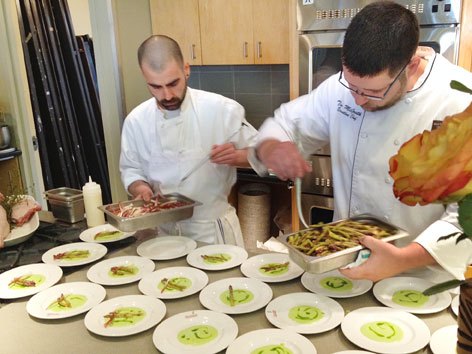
[260,262,290,272]
[229,285,235,307]
[110,265,137,276]
[94,230,121,240]
[201,254,229,262]
[103,307,144,327]
[52,293,72,308]
[160,278,186,293]
[53,250,90,260]
[8,275,36,288]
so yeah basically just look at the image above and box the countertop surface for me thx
[0,232,458,354]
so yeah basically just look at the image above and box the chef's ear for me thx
[407,56,421,76]
[184,62,190,79]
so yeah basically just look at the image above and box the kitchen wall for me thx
[188,64,290,129]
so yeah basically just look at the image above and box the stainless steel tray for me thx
[277,214,409,274]
[99,193,202,232]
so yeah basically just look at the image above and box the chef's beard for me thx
[361,75,408,112]
[157,83,187,111]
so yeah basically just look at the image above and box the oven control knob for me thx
[321,178,325,186]
[315,177,320,186]
[326,179,331,187]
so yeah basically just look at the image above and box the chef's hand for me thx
[210,142,243,166]
[339,236,436,282]
[257,140,311,181]
[128,180,154,202]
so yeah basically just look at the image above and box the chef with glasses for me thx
[252,2,472,282]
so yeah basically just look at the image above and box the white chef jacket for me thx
[258,52,472,279]
[120,87,258,245]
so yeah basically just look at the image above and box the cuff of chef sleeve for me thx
[247,147,269,177]
[415,220,471,280]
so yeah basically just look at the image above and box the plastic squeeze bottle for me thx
[82,176,106,228]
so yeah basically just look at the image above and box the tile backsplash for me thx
[188,64,290,129]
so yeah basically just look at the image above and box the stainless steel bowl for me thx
[0,125,11,149]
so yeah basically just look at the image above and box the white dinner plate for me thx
[186,244,248,271]
[26,281,106,319]
[4,209,39,247]
[265,292,344,334]
[79,223,135,243]
[42,242,107,267]
[451,295,459,317]
[301,269,373,298]
[226,328,317,354]
[87,256,155,286]
[199,277,272,314]
[373,276,451,314]
[137,236,197,260]
[84,294,166,337]
[332,351,375,354]
[341,307,430,354]
[153,310,238,354]
[240,253,304,283]
[430,325,458,354]
[138,266,208,299]
[0,263,63,299]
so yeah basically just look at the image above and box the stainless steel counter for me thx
[0,234,457,354]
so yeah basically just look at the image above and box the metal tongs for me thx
[293,119,310,229]
[180,128,241,182]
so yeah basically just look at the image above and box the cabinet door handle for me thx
[243,41,248,57]
[190,44,195,60]
[257,41,261,58]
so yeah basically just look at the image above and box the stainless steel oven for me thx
[297,0,462,224]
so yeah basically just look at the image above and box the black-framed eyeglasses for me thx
[338,61,409,101]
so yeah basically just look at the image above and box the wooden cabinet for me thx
[252,0,289,64]
[0,157,23,194]
[149,0,202,65]
[150,0,289,65]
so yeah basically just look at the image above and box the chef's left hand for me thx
[210,142,239,165]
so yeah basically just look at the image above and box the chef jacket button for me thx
[360,132,368,138]
[354,171,360,177]
[384,215,389,220]
[385,177,391,184]
[394,139,400,145]
[405,97,412,104]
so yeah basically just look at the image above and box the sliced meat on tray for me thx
[11,198,42,226]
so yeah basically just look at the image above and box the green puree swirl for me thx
[251,344,294,354]
[47,294,88,312]
[157,277,192,292]
[178,325,218,346]
[106,307,146,327]
[202,253,231,264]
[361,321,404,343]
[320,276,353,292]
[9,274,45,290]
[392,289,430,308]
[220,289,254,306]
[288,305,324,324]
[259,263,289,276]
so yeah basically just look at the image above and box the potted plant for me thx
[388,80,472,354]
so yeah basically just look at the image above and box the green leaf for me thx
[423,279,465,295]
[450,80,472,94]
[459,194,472,237]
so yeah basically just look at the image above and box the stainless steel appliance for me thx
[298,0,462,224]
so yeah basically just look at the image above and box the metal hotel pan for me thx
[277,214,410,274]
[99,193,202,232]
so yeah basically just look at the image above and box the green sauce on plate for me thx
[259,263,289,276]
[288,305,324,324]
[361,321,404,343]
[47,294,88,312]
[202,253,231,264]
[220,289,254,306]
[177,325,218,346]
[250,344,294,354]
[392,289,429,308]
[105,307,146,327]
[157,277,192,292]
[320,276,353,292]
[9,274,45,290]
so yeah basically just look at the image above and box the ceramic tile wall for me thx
[187,64,290,129]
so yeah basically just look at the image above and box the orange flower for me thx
[389,102,472,206]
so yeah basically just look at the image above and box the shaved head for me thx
[138,35,184,71]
